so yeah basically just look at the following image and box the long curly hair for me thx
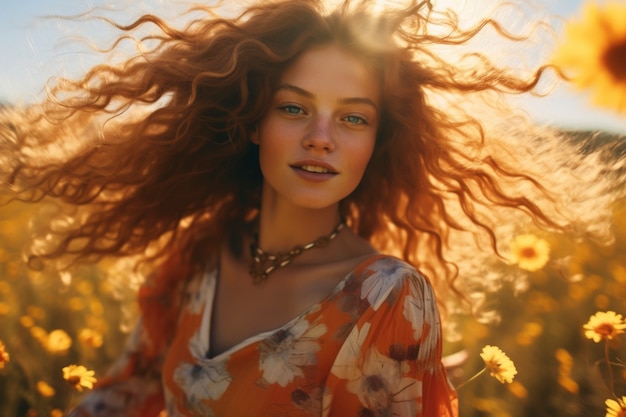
[1,0,623,319]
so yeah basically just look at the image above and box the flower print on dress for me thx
[173,329,231,413]
[402,275,438,341]
[173,362,223,415]
[264,386,323,417]
[258,318,327,387]
[334,274,366,322]
[330,322,371,380]
[345,348,421,415]
[291,386,322,415]
[331,323,421,414]
[402,275,441,369]
[403,293,425,341]
[361,258,415,310]
[163,385,189,417]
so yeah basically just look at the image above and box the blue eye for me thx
[280,105,304,115]
[344,115,367,125]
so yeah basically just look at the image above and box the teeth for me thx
[301,165,329,173]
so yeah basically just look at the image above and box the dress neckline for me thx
[200,252,385,361]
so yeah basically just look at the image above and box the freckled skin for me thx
[255,44,381,211]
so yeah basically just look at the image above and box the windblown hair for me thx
[1,0,623,320]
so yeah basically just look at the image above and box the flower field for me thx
[0,148,624,416]
[0,200,122,415]
[453,193,626,417]
[1,1,626,416]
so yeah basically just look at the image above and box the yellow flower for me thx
[0,302,10,316]
[606,396,626,417]
[507,381,528,399]
[62,364,97,392]
[76,280,94,295]
[583,311,626,343]
[510,234,550,271]
[554,348,579,393]
[36,380,56,398]
[27,305,46,320]
[30,326,48,344]
[0,340,9,368]
[68,297,86,311]
[552,2,626,114]
[20,315,35,328]
[559,376,580,394]
[46,329,72,354]
[78,328,103,349]
[480,345,518,384]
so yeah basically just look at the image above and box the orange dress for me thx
[72,254,457,417]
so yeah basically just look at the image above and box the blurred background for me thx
[0,1,625,416]
[0,0,624,133]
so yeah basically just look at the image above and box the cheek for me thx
[257,143,281,180]
[351,139,376,176]
[257,122,285,164]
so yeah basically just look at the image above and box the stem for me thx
[456,367,487,391]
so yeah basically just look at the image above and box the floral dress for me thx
[71,254,457,417]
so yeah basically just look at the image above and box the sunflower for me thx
[583,311,626,343]
[605,396,626,417]
[0,340,9,368]
[62,364,97,392]
[480,345,518,384]
[552,2,626,114]
[510,234,550,272]
[36,380,56,398]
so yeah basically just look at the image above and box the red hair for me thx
[1,0,622,317]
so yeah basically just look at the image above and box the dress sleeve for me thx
[68,254,188,417]
[324,260,458,417]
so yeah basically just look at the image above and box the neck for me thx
[257,198,341,255]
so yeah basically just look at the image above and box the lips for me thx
[290,160,338,175]
[300,165,331,173]
[290,160,338,182]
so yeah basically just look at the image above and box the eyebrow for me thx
[276,83,379,112]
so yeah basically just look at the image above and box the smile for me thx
[300,165,330,173]
[290,161,338,182]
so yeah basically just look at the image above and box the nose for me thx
[301,115,335,153]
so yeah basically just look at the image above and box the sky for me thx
[0,0,624,133]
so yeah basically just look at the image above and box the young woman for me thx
[0,0,621,416]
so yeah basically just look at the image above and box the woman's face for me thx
[255,44,381,211]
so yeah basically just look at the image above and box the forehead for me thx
[279,44,381,103]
